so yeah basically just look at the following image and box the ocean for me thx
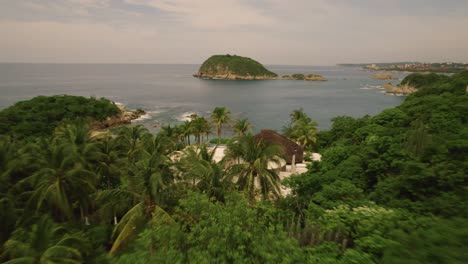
[0,63,407,133]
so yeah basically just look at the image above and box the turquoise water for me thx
[0,63,406,132]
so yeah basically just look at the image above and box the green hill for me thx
[0,95,121,138]
[194,54,278,80]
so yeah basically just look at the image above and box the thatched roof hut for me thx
[254,129,303,164]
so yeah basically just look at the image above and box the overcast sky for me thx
[1,0,467,65]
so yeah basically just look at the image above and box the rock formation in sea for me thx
[282,74,327,81]
[194,54,327,81]
[372,73,398,80]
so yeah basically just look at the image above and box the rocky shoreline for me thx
[91,103,146,133]
[193,73,327,81]
[383,82,417,95]
[372,73,398,80]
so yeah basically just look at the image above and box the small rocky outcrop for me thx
[372,73,397,80]
[384,83,417,95]
[91,105,145,130]
[282,74,327,81]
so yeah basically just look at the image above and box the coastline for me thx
[193,74,327,81]
[90,102,146,137]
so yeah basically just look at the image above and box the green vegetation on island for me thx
[0,70,467,263]
[194,54,327,81]
[384,70,468,95]
[194,54,278,80]
[339,62,468,73]
[0,95,121,138]
[282,73,327,81]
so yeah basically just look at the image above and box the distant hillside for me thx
[193,54,278,80]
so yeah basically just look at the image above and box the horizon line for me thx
[1,61,466,66]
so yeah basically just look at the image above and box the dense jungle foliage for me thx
[0,71,466,263]
[0,95,120,139]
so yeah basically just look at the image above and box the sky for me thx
[1,0,467,65]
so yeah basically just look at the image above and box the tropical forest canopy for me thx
[0,71,467,263]
[0,95,120,139]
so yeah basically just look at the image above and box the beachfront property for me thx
[171,129,320,196]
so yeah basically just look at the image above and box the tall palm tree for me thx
[2,215,85,264]
[176,145,232,201]
[290,119,318,150]
[0,136,17,194]
[284,109,318,151]
[98,135,175,255]
[54,122,100,171]
[290,108,311,123]
[159,125,183,145]
[190,116,211,144]
[115,125,149,160]
[233,118,253,136]
[17,140,97,221]
[95,135,123,190]
[225,135,284,202]
[211,107,232,144]
[181,121,193,145]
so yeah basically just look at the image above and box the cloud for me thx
[0,0,467,64]
[124,0,276,30]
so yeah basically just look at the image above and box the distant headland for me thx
[193,54,326,81]
[339,62,468,74]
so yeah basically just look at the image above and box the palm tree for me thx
[225,135,284,202]
[115,125,149,160]
[284,109,318,151]
[289,119,318,150]
[190,116,211,144]
[99,135,175,255]
[290,108,311,123]
[181,121,193,145]
[176,145,232,201]
[233,118,253,136]
[159,125,183,145]
[0,136,17,194]
[16,140,97,222]
[2,215,85,264]
[54,122,101,172]
[211,107,232,144]
[95,135,123,190]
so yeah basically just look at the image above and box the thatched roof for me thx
[254,129,303,164]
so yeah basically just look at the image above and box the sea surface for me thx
[0,63,407,133]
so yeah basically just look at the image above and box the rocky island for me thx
[193,54,278,80]
[372,73,398,80]
[193,54,326,81]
